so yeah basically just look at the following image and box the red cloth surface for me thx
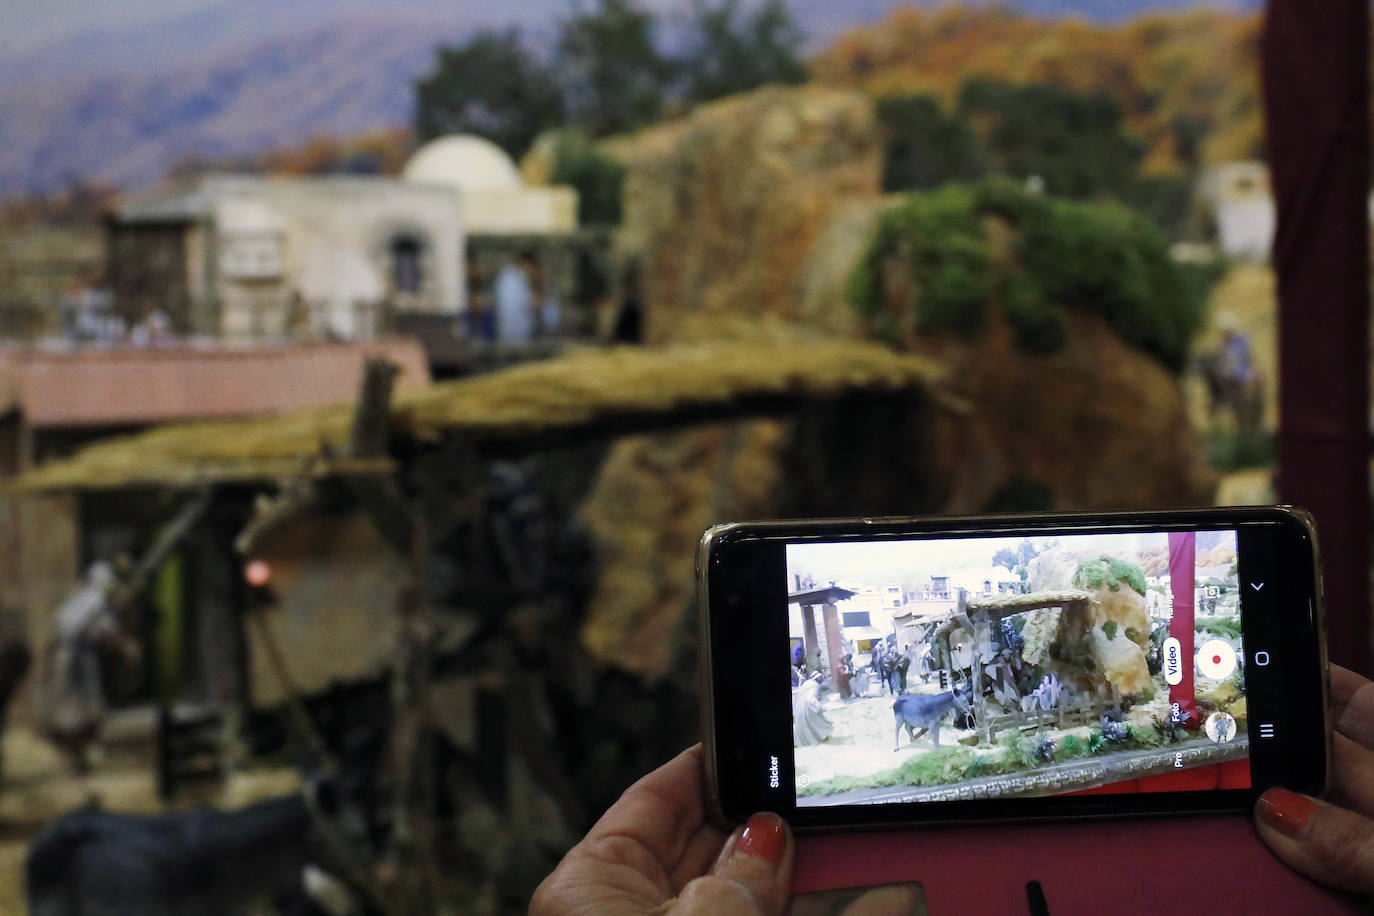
[793,816,1361,913]
[1264,0,1370,674]
[1168,531,1198,724]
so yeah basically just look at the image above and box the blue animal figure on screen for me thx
[893,685,971,751]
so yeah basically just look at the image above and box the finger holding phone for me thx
[1255,663,1374,896]
[529,744,794,916]
[530,744,923,915]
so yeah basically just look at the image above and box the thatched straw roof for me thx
[963,590,1093,615]
[7,340,944,493]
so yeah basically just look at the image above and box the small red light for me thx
[245,559,272,587]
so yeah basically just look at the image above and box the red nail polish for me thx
[1257,788,1319,837]
[737,812,786,866]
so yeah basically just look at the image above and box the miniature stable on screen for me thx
[788,532,1250,804]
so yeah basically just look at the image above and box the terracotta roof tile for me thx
[10,340,431,428]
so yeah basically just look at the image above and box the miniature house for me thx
[106,134,580,341]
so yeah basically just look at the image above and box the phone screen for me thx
[787,529,1247,807]
[702,509,1328,826]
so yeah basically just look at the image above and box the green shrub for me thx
[1072,555,1148,596]
[921,262,987,333]
[958,79,1142,201]
[877,94,987,192]
[1003,274,1067,352]
[847,186,990,343]
[1131,723,1168,748]
[550,130,625,225]
[1014,195,1203,371]
[846,180,1211,372]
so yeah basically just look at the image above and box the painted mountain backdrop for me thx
[1,0,1260,195]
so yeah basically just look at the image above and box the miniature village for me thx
[790,533,1249,804]
[0,3,1301,913]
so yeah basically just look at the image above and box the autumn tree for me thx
[414,29,565,159]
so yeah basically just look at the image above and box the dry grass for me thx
[9,340,942,493]
[399,339,942,436]
[0,840,25,916]
[965,590,1092,612]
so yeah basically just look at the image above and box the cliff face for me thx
[580,86,1212,679]
[609,85,882,343]
[920,307,1216,512]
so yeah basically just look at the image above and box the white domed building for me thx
[402,135,577,235]
[107,134,580,342]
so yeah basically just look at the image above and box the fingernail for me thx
[736,812,786,866]
[1257,788,1319,837]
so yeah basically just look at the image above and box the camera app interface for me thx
[786,530,1250,806]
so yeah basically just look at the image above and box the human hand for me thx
[1255,663,1374,894]
[530,744,794,915]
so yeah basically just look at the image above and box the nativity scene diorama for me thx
[788,530,1249,805]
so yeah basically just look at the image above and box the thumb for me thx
[675,813,794,914]
[1255,788,1374,896]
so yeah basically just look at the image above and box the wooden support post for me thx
[113,487,214,614]
[801,604,820,673]
[385,513,440,916]
[349,358,400,459]
[821,602,844,692]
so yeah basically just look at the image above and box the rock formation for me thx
[605,85,883,343]
[1070,557,1153,695]
[574,87,1215,679]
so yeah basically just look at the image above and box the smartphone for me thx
[697,507,1329,831]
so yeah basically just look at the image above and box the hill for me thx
[2,0,1261,195]
[811,5,1267,175]
[0,15,477,194]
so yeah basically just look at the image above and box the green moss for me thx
[800,745,1019,797]
[846,179,1209,371]
[1072,555,1147,596]
[1059,734,1089,760]
[550,130,626,225]
[1102,620,1119,640]
[846,185,990,344]
[1003,274,1067,353]
[1132,723,1168,748]
[896,747,978,786]
[1125,627,1141,643]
